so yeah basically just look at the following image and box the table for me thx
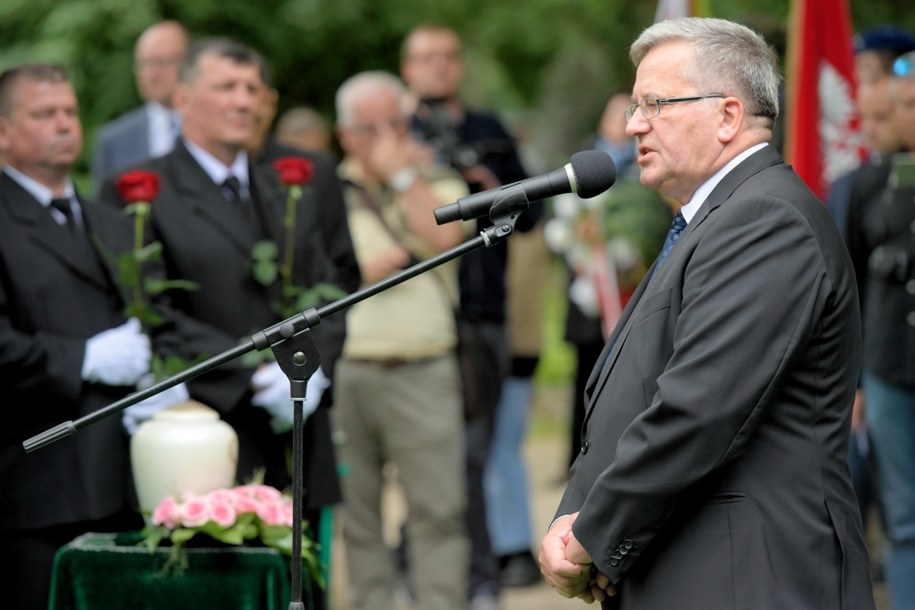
[48,532,316,610]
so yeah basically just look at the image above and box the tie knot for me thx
[653,210,687,274]
[50,197,71,214]
[49,197,76,230]
[670,210,687,236]
[222,175,242,202]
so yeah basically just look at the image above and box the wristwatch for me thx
[390,167,418,192]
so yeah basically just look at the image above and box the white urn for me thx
[130,401,239,516]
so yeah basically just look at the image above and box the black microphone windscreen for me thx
[570,150,617,198]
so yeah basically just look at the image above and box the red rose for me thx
[116,170,161,203]
[272,157,314,187]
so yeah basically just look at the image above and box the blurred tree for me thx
[1,0,911,185]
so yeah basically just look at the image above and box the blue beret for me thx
[854,26,915,55]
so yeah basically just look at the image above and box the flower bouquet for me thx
[140,478,322,586]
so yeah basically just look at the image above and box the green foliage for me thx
[4,0,913,189]
[250,240,281,286]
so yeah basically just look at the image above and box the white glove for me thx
[122,379,191,435]
[81,318,151,386]
[251,362,329,433]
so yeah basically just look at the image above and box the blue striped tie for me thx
[655,210,687,271]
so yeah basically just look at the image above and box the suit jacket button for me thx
[581,440,590,454]
[623,539,633,549]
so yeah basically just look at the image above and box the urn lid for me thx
[151,400,220,422]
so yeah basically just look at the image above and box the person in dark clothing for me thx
[401,23,542,608]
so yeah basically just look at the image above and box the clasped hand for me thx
[539,512,617,604]
[81,318,151,386]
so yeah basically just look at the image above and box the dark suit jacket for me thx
[0,173,139,531]
[96,141,351,507]
[557,146,875,609]
[91,106,151,188]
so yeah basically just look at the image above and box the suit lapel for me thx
[584,270,652,407]
[1,174,113,291]
[134,108,151,160]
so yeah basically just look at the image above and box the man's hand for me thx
[460,164,501,191]
[540,513,593,598]
[361,246,411,284]
[539,512,617,604]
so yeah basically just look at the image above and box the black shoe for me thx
[499,552,541,588]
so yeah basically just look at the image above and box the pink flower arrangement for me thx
[140,480,320,584]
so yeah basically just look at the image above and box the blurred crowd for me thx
[0,15,914,610]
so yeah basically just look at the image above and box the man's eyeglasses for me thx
[348,117,409,138]
[624,94,725,121]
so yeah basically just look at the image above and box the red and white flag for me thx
[784,0,866,200]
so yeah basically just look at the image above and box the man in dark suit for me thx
[0,63,174,610]
[91,20,190,187]
[540,18,876,610]
[96,40,354,608]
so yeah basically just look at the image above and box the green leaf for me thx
[252,261,279,286]
[251,240,279,260]
[201,521,248,546]
[170,528,199,545]
[250,240,280,286]
[145,277,201,294]
[135,241,163,261]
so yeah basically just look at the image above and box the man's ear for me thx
[0,116,11,151]
[717,96,745,143]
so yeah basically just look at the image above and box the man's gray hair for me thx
[630,17,780,122]
[335,71,407,127]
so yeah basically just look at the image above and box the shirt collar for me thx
[679,142,768,223]
[2,164,76,207]
[184,139,250,191]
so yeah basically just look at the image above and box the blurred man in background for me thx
[401,25,542,608]
[92,20,190,186]
[333,70,470,610]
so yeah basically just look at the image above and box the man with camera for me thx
[401,23,543,610]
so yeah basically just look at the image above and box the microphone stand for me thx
[23,194,529,610]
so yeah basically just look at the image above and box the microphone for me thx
[433,150,616,224]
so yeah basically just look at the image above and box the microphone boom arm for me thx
[22,209,523,454]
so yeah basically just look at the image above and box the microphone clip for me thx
[490,183,530,223]
[479,187,526,247]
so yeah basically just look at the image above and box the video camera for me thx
[413,98,512,171]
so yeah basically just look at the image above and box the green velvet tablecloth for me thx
[48,532,312,610]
